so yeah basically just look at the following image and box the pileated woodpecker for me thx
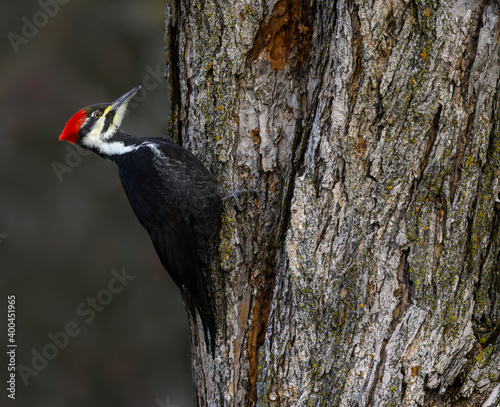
[58,86,220,353]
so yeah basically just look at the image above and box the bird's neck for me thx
[80,130,140,159]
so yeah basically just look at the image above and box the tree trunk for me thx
[165,0,500,405]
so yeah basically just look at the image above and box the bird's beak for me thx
[103,85,142,132]
[110,85,142,111]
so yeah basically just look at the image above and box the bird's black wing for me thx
[149,139,222,266]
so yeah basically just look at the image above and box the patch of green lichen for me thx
[219,206,237,270]
[202,64,238,170]
[190,0,222,61]
[475,345,494,367]
[441,301,465,338]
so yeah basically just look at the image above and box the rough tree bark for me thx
[165,0,500,406]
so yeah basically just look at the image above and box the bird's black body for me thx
[59,86,220,354]
[113,134,220,349]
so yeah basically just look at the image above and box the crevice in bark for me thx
[315,214,332,252]
[434,193,445,262]
[348,0,362,114]
[247,283,274,407]
[480,203,500,344]
[483,321,500,347]
[275,116,305,246]
[450,111,472,203]
[427,190,447,302]
[460,1,486,106]
[416,104,442,181]
[275,66,330,246]
[393,247,412,321]
[400,364,408,406]
[426,343,490,407]
[482,76,500,167]
[407,104,442,213]
[211,0,225,59]
[475,208,496,308]
[165,3,182,145]
[283,0,333,190]
[452,186,481,312]
[380,4,397,59]
[367,248,411,406]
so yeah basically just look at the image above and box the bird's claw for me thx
[222,189,257,212]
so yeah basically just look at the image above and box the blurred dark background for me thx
[1,1,194,406]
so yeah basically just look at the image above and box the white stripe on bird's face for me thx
[103,102,128,138]
[81,103,134,156]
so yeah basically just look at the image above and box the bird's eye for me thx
[93,112,102,118]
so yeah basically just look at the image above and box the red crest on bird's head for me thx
[59,109,87,143]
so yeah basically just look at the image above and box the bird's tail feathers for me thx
[199,309,216,357]
[179,287,216,357]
